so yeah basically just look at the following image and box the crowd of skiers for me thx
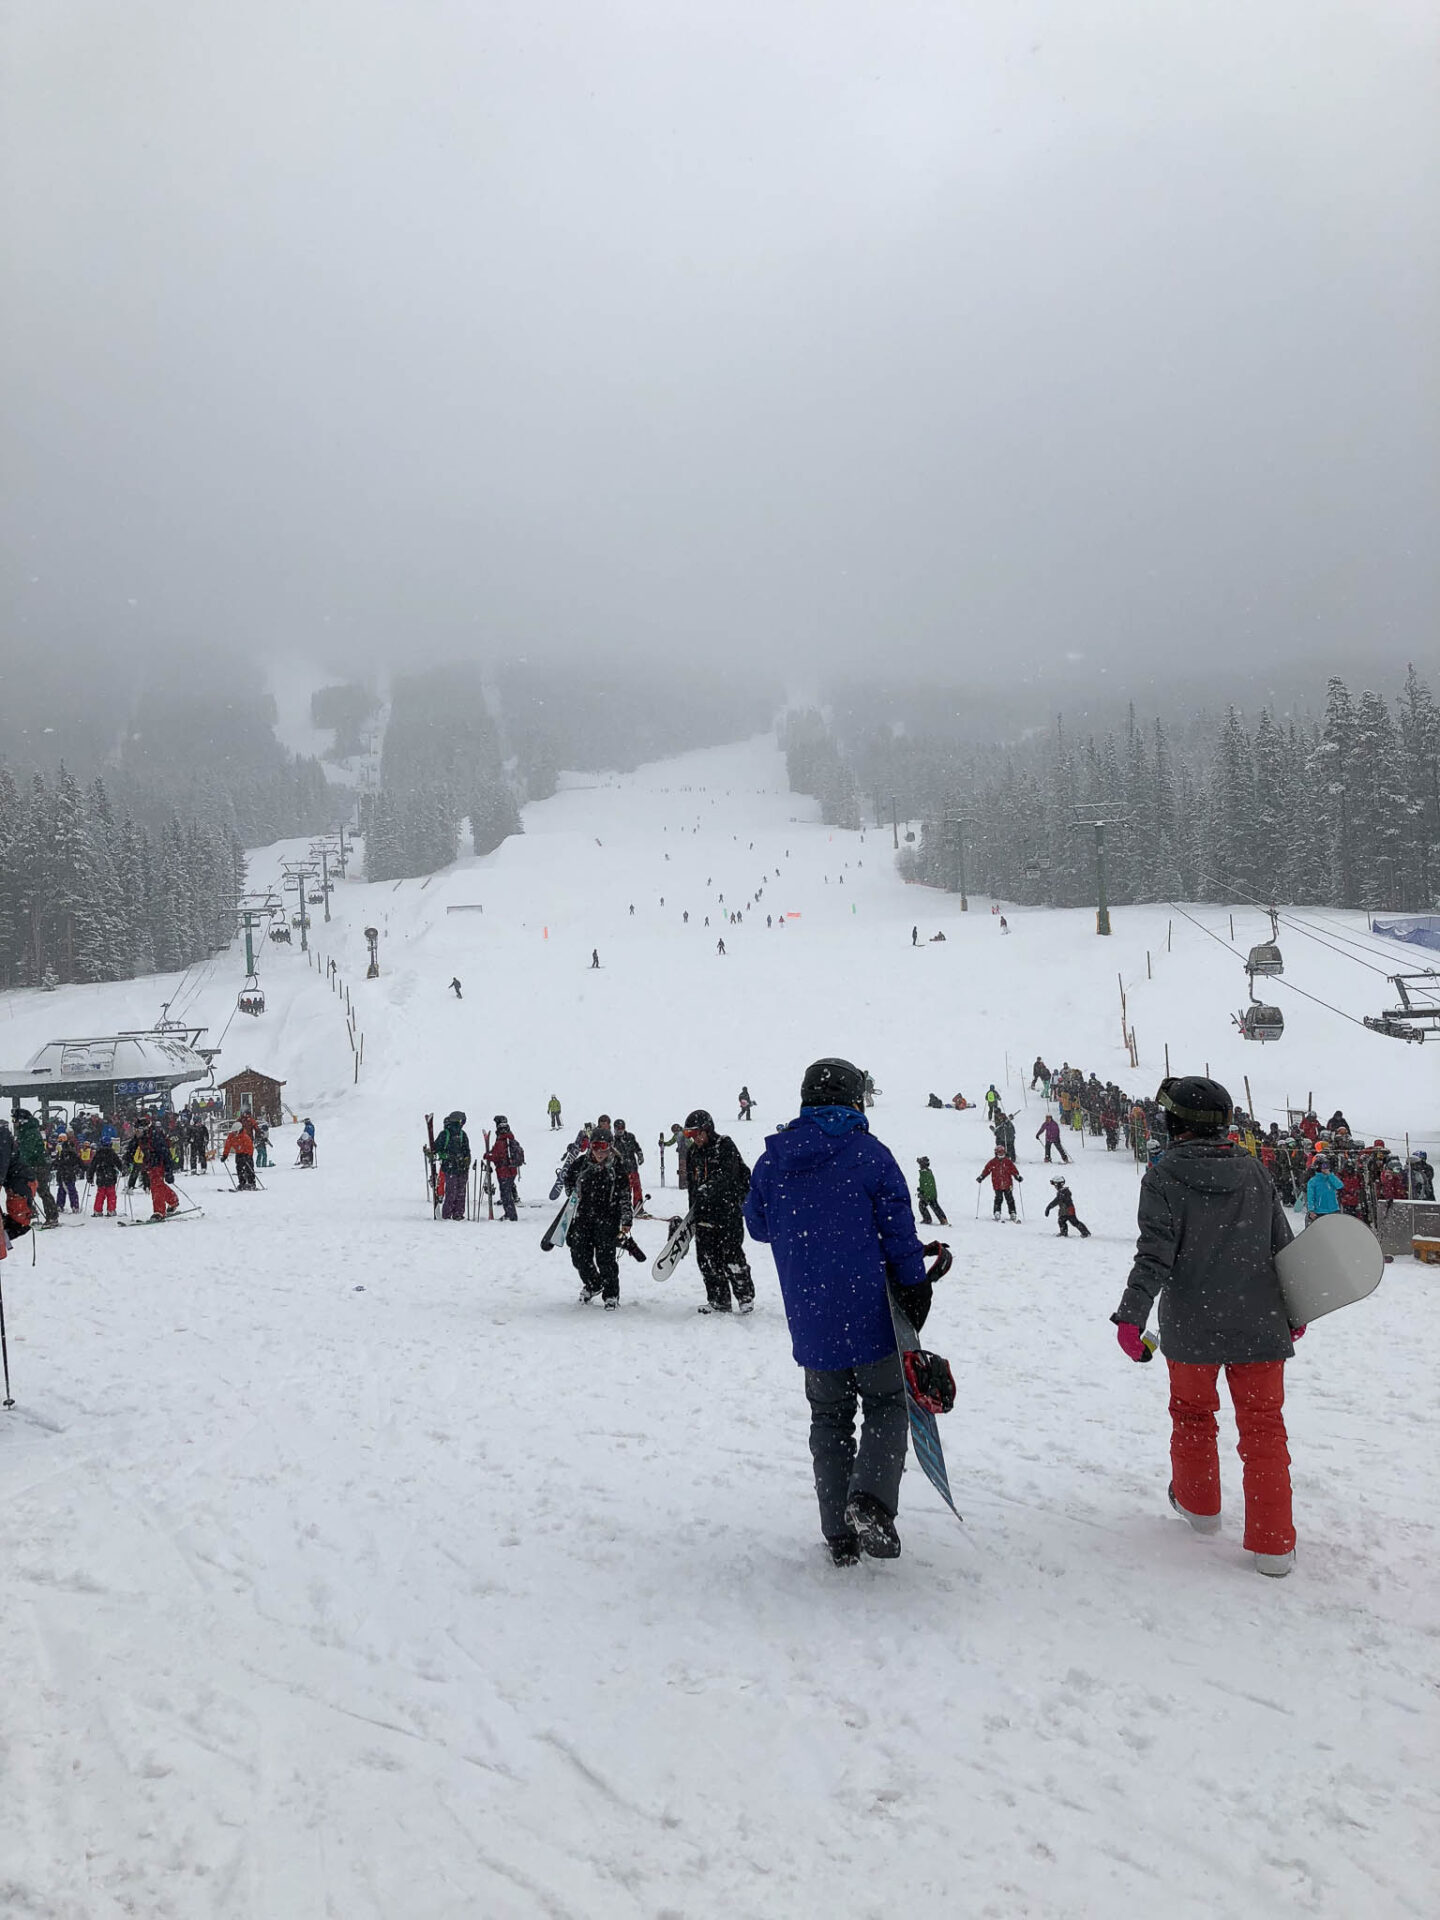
[0,1103,313,1228]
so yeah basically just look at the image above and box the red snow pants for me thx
[1167,1359,1294,1555]
[93,1184,117,1215]
[148,1168,179,1217]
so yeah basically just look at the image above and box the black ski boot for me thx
[845,1492,901,1559]
[826,1531,861,1567]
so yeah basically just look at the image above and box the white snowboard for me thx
[1275,1213,1385,1325]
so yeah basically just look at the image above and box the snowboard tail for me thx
[541,1191,579,1252]
[652,1208,697,1281]
[1275,1212,1384,1324]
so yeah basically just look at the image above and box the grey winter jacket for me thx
[1114,1141,1296,1363]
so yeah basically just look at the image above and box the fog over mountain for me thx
[2,2,1435,698]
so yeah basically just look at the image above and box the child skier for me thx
[916,1156,948,1226]
[1045,1177,1091,1237]
[977,1151,1023,1220]
[1036,1113,1070,1164]
[91,1139,122,1216]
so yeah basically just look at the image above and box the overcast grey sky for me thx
[2,1,1436,691]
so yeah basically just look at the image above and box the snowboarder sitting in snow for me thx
[1111,1074,1300,1578]
[564,1127,633,1309]
[484,1118,525,1220]
[683,1110,754,1313]
[1045,1177,1090,1238]
[916,1156,948,1226]
[977,1151,1022,1219]
[432,1112,471,1219]
[745,1057,930,1564]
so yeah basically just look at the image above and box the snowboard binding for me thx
[902,1348,957,1415]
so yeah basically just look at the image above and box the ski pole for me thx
[974,1184,982,1219]
[0,1262,14,1407]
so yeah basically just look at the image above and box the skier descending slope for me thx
[563,1127,633,1309]
[1111,1075,1302,1577]
[681,1110,754,1314]
[745,1058,930,1564]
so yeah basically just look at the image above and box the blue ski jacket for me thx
[744,1107,928,1370]
[1306,1168,1343,1217]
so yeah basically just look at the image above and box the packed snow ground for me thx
[1,737,1436,1920]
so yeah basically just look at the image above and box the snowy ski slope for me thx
[0,736,1435,1919]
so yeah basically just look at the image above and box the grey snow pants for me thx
[803,1353,909,1540]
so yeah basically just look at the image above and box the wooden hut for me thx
[218,1068,287,1128]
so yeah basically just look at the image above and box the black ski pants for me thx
[804,1354,909,1540]
[918,1198,948,1226]
[569,1227,620,1302]
[992,1188,1017,1217]
[1058,1213,1090,1238]
[1042,1140,1070,1164]
[234,1154,257,1191]
[550,1112,562,1130]
[32,1170,59,1224]
[498,1175,518,1221]
[695,1214,754,1309]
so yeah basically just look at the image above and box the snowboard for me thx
[1275,1212,1385,1324]
[541,1190,579,1252]
[652,1208,697,1281]
[889,1292,962,1522]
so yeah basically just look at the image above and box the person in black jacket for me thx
[91,1140,123,1216]
[682,1108,754,1313]
[1112,1074,1300,1577]
[54,1133,84,1213]
[564,1127,633,1307]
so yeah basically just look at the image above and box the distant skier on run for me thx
[449,977,462,999]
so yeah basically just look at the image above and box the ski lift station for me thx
[0,1028,214,1121]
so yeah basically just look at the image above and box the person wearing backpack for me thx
[485,1118,525,1220]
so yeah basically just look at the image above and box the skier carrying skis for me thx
[744,1057,930,1564]
[612,1120,645,1213]
[916,1156,948,1226]
[977,1151,1023,1219]
[432,1112,471,1219]
[1045,1177,1090,1238]
[1035,1113,1070,1164]
[563,1126,632,1308]
[1111,1074,1301,1577]
[484,1118,525,1220]
[681,1109,754,1313]
[547,1095,563,1132]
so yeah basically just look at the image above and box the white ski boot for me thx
[1253,1550,1295,1578]
[1168,1483,1221,1536]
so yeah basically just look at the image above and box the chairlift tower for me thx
[1071,807,1127,936]
[281,862,320,954]
[944,808,971,911]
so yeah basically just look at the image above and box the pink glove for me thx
[1116,1322,1151,1363]
[1291,1324,1306,1341]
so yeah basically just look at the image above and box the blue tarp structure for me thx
[1372,914,1440,954]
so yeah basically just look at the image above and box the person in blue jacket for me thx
[744,1056,930,1566]
[1305,1155,1343,1223]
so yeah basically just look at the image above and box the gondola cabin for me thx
[1246,942,1284,976]
[1238,1004,1285,1042]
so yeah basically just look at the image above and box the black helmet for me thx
[494,1115,508,1129]
[917,1155,930,1167]
[1156,1075,1232,1136]
[684,1109,714,1134]
[445,1110,466,1127]
[590,1125,613,1148]
[800,1058,867,1108]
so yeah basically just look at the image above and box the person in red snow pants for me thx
[1167,1360,1294,1556]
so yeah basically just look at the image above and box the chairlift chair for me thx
[269,922,291,944]
[1246,941,1284,977]
[238,972,265,1017]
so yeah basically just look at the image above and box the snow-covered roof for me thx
[0,1032,211,1102]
